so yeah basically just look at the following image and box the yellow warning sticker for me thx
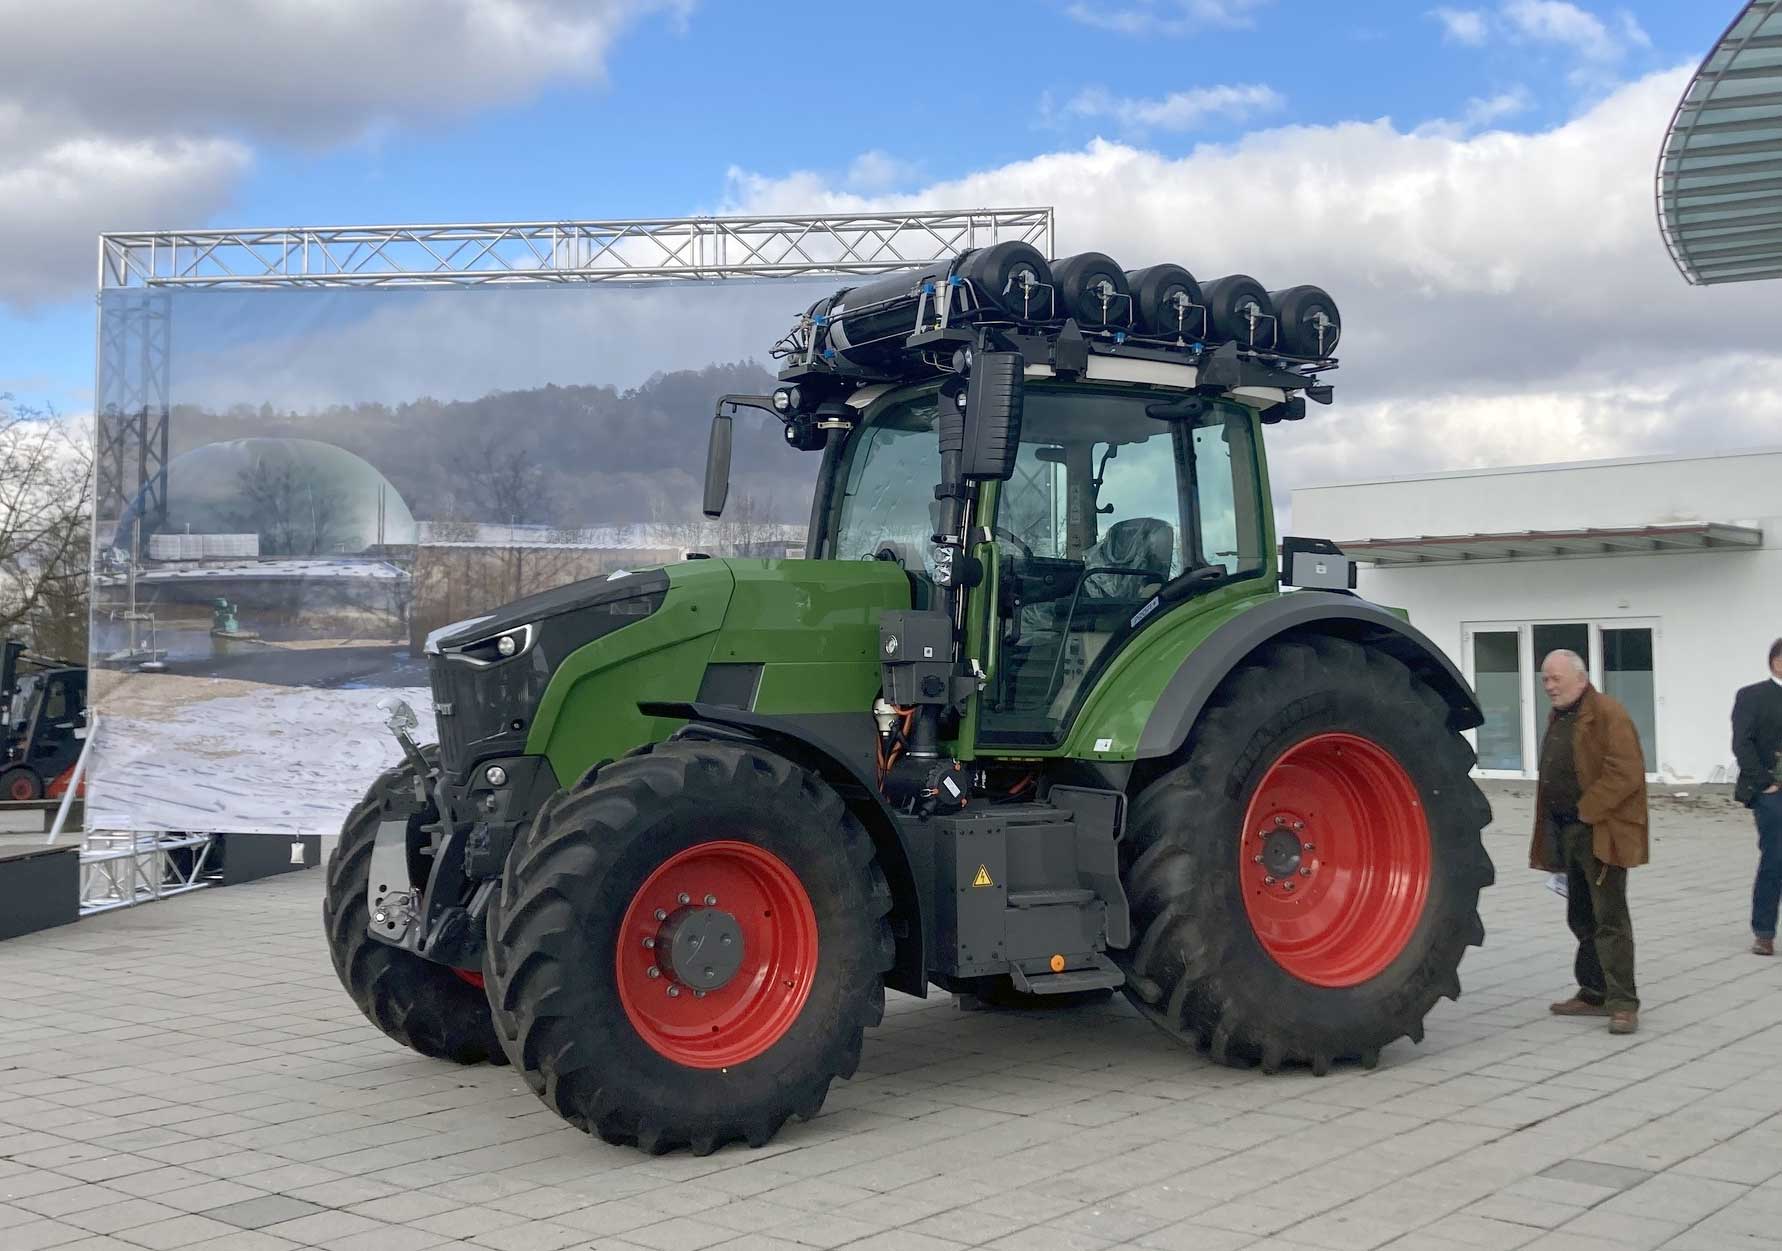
[972,864,995,888]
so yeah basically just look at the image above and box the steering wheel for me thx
[991,526,1036,559]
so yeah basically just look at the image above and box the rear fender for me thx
[639,700,929,998]
[1137,592,1483,761]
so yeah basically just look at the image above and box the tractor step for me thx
[1010,952,1125,995]
[1008,887,1095,908]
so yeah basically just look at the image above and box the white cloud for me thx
[1065,84,1286,133]
[1462,86,1533,128]
[1502,0,1624,61]
[1064,0,1272,35]
[721,67,1781,486]
[845,151,923,195]
[1430,8,1489,46]
[0,0,681,307]
[1434,4,1652,82]
[0,103,251,306]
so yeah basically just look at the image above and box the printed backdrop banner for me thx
[89,278,836,834]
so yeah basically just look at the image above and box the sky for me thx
[0,0,1769,506]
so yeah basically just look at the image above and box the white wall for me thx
[1292,450,1782,783]
[1293,447,1782,540]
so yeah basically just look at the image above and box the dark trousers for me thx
[1752,791,1782,940]
[1561,821,1638,1012]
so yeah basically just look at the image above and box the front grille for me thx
[429,655,479,774]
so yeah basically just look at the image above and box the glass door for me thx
[1463,618,1660,779]
[1602,626,1658,773]
[1467,628,1525,773]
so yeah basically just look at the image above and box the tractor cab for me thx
[822,376,1268,746]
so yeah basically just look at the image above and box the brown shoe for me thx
[1754,938,1775,957]
[1609,1010,1639,1035]
[1550,996,1610,1017]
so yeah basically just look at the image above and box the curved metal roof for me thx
[1657,1,1782,285]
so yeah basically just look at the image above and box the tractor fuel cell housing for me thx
[879,610,955,706]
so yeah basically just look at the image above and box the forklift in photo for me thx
[1,640,88,801]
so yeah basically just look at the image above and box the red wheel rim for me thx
[7,774,36,801]
[615,840,818,1069]
[1240,732,1430,988]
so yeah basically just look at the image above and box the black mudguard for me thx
[1137,592,1484,761]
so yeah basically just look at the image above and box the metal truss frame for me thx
[79,831,215,914]
[94,291,171,528]
[98,208,1056,290]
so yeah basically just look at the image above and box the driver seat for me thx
[1082,517,1175,601]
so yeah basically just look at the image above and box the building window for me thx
[1464,619,1660,778]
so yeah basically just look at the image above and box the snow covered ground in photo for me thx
[88,681,433,836]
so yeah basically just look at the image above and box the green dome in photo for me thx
[126,437,417,556]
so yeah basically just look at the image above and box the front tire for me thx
[485,741,894,1155]
[323,752,504,1064]
[1121,635,1494,1072]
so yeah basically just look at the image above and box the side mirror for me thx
[962,350,1023,481]
[703,412,733,518]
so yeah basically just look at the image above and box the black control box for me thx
[879,610,955,706]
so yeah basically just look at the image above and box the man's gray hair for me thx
[1544,649,1588,677]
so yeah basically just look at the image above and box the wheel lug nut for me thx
[667,985,680,997]
[1274,816,1287,827]
[646,966,660,979]
[1299,867,1312,877]
[1292,821,1304,832]
[704,894,717,906]
[654,908,667,921]
[1284,882,1295,892]
[642,937,655,949]
[1264,876,1276,885]
[694,989,706,998]
[678,892,691,905]
[1253,855,1263,864]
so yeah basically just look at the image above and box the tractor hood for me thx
[428,566,672,656]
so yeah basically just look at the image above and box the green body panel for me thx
[524,558,910,787]
[1045,579,1276,761]
[524,561,734,787]
[711,560,910,714]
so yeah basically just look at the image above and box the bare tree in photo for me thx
[715,493,780,557]
[450,432,556,526]
[0,396,92,660]
[233,457,350,556]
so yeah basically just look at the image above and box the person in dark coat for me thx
[1528,649,1649,1036]
[1734,638,1782,956]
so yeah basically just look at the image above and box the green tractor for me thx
[324,243,1493,1155]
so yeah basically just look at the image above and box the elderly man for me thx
[1733,639,1782,956]
[1529,649,1649,1035]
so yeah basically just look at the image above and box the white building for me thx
[1292,448,1782,784]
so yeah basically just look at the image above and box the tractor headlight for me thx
[772,385,801,414]
[444,623,535,667]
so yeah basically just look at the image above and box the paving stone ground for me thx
[4,784,1782,1251]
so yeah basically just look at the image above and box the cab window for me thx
[982,388,1263,745]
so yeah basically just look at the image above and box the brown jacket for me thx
[1528,686,1650,871]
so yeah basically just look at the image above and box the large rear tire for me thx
[323,751,504,1064]
[484,741,894,1155]
[1120,635,1493,1072]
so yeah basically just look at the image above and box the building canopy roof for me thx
[1339,522,1763,566]
[1658,1,1782,285]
